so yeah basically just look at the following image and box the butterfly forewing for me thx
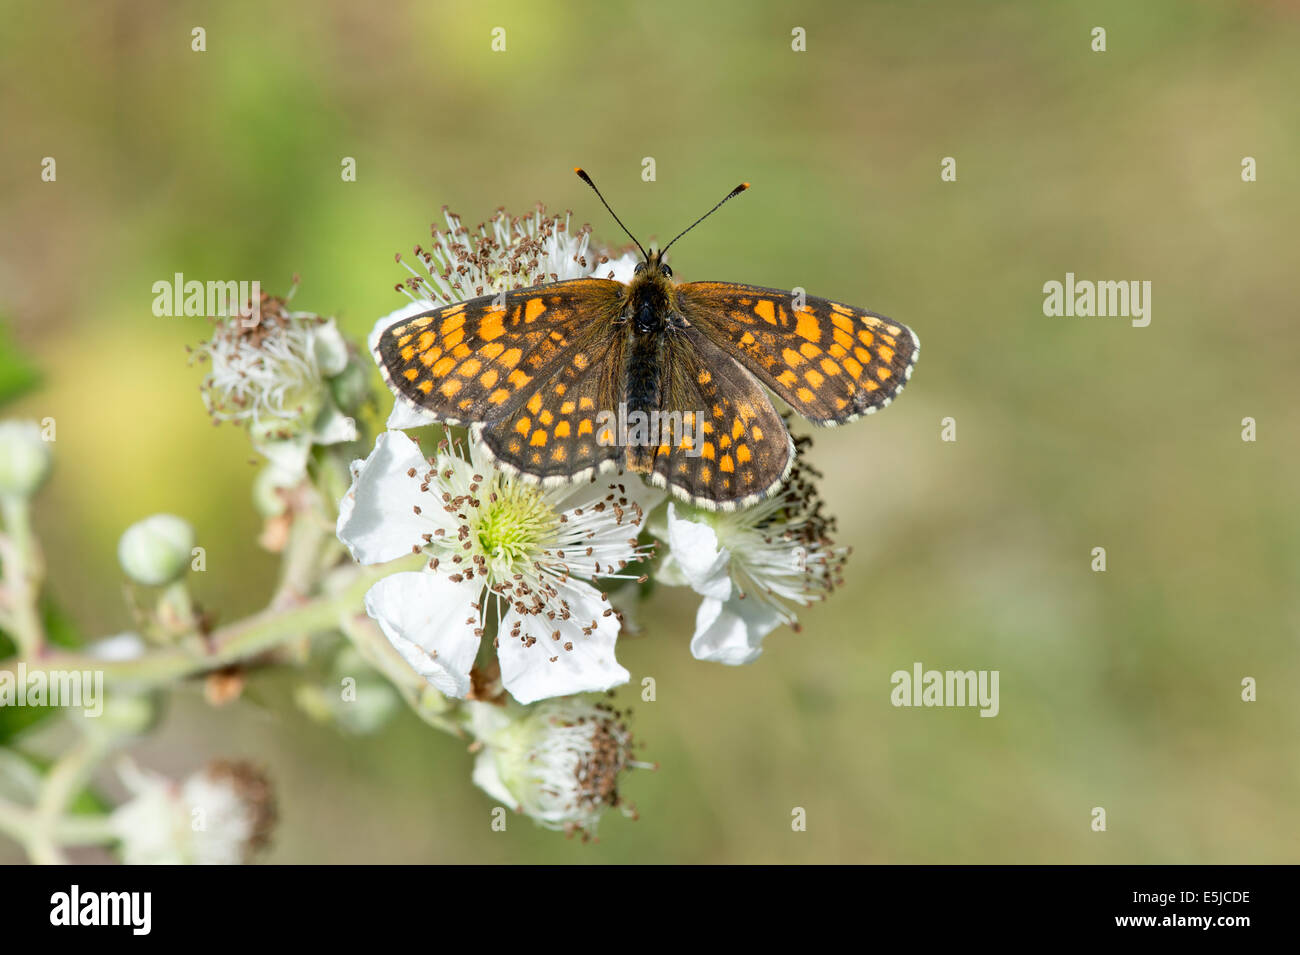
[675,282,919,424]
[375,278,627,425]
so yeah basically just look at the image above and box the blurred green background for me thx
[1,0,1297,862]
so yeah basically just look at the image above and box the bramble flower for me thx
[336,429,653,704]
[375,206,638,429]
[467,695,644,839]
[109,759,276,865]
[196,293,359,480]
[655,436,847,664]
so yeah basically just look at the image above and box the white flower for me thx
[337,430,653,705]
[196,296,358,480]
[656,436,847,664]
[374,206,639,430]
[467,695,644,839]
[0,420,52,498]
[110,759,275,865]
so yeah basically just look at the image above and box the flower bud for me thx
[117,514,195,586]
[0,420,52,498]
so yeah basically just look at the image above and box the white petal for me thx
[471,750,519,808]
[256,436,312,482]
[336,431,439,565]
[689,596,784,666]
[312,402,358,445]
[386,400,441,430]
[363,572,481,699]
[496,581,629,704]
[312,319,351,377]
[368,301,435,352]
[665,504,733,601]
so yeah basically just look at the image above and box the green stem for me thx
[1,557,423,689]
[0,494,45,657]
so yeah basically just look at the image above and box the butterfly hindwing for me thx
[473,325,627,484]
[646,325,794,509]
[674,282,919,425]
[375,278,627,425]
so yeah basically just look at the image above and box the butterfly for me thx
[375,169,919,511]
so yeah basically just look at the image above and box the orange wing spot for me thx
[878,345,895,364]
[508,370,531,389]
[831,303,854,317]
[459,398,473,411]
[799,342,821,359]
[449,343,469,360]
[701,441,716,460]
[572,352,590,371]
[500,347,523,368]
[418,330,437,350]
[795,309,821,342]
[459,358,482,378]
[489,388,511,405]
[843,357,864,378]
[439,314,464,336]
[526,393,543,415]
[560,400,576,414]
[511,305,523,323]
[858,330,874,347]
[555,421,571,438]
[578,419,594,436]
[753,300,776,324]
[401,345,416,362]
[736,444,752,464]
[508,439,522,453]
[776,370,798,388]
[442,328,465,351]
[736,401,756,419]
[481,342,505,360]
[420,347,442,367]
[515,417,531,435]
[831,312,855,333]
[538,409,554,426]
[854,347,872,364]
[409,315,434,329]
[701,420,715,434]
[524,297,547,323]
[876,366,892,381]
[796,387,816,404]
[731,418,744,440]
[865,380,880,392]
[719,434,731,450]
[751,425,764,441]
[719,454,735,473]
[699,465,712,483]
[579,397,595,411]
[440,378,461,398]
[712,404,725,419]
[777,304,789,326]
[738,297,752,306]
[479,311,505,341]
[820,358,841,375]
[656,442,671,458]
[836,397,849,410]
[554,382,567,396]
[431,356,455,378]
[697,370,712,385]
[805,369,825,389]
[397,333,414,347]
[443,302,466,316]
[833,328,854,348]
[551,444,567,462]
[739,331,756,346]
[402,368,419,382]
[418,380,434,394]
[782,347,806,367]
[479,369,499,388]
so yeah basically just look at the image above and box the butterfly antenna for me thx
[574,168,649,262]
[661,182,750,256]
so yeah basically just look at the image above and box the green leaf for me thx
[0,317,40,407]
[0,596,84,744]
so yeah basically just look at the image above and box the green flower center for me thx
[474,481,557,574]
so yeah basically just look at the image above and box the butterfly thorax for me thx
[620,264,680,470]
